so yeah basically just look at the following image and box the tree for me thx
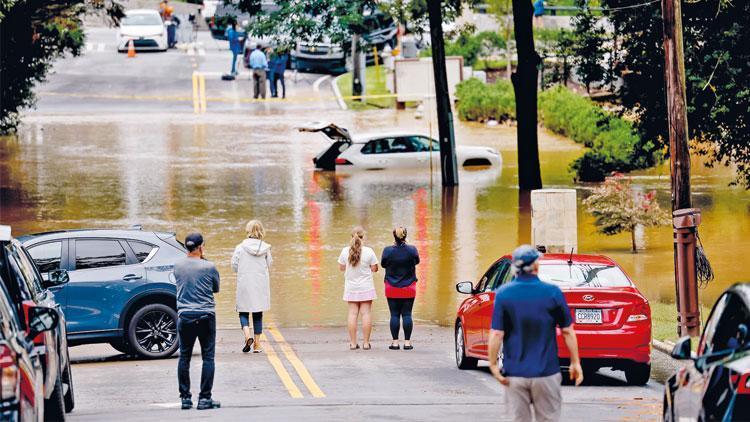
[487,0,513,78]
[584,173,669,252]
[602,0,750,188]
[571,0,606,93]
[537,28,575,88]
[0,0,123,134]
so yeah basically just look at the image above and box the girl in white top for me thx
[338,226,379,350]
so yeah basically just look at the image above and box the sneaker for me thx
[197,398,221,410]
[181,398,193,410]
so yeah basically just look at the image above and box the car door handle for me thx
[123,274,143,281]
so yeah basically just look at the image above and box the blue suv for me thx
[19,228,186,359]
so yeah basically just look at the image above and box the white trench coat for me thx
[231,238,272,313]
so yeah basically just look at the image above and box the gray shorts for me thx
[504,373,562,422]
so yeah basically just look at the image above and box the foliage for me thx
[486,0,513,76]
[0,0,123,134]
[602,0,750,188]
[455,78,515,122]
[420,30,506,67]
[536,28,575,88]
[336,66,393,110]
[570,0,606,93]
[583,174,669,251]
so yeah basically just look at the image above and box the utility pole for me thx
[427,0,459,187]
[352,33,364,101]
[661,0,700,336]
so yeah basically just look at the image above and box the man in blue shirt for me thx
[488,245,583,422]
[225,21,244,76]
[248,44,268,99]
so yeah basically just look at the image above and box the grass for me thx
[650,301,711,344]
[336,65,394,110]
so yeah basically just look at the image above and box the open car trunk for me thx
[298,123,352,171]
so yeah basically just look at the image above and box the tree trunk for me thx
[631,229,638,253]
[511,0,543,190]
[351,33,364,101]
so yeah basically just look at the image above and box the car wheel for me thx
[127,303,179,359]
[63,353,75,413]
[624,362,651,385]
[44,362,66,421]
[455,321,478,370]
[109,339,135,355]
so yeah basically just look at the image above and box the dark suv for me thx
[19,228,187,359]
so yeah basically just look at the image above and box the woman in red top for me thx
[380,226,420,350]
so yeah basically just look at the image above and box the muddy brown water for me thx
[1,110,748,329]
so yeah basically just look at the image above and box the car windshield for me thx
[538,264,631,288]
[122,14,162,26]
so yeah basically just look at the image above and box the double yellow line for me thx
[263,327,325,399]
[191,72,206,113]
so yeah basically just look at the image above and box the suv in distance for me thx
[20,228,187,359]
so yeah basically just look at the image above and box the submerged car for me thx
[454,253,652,385]
[20,228,186,359]
[299,123,501,171]
[664,284,750,421]
[117,9,167,52]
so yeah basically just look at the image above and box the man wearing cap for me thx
[174,232,221,410]
[488,245,583,422]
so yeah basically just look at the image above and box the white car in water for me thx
[300,123,502,171]
[117,9,167,52]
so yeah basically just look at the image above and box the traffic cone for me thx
[127,39,136,58]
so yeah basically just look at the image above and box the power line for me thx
[603,0,660,12]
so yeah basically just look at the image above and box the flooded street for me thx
[2,108,748,329]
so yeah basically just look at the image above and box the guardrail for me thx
[472,3,603,15]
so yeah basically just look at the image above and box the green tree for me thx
[0,0,123,134]
[602,0,750,188]
[537,28,575,88]
[571,0,605,93]
[487,0,513,78]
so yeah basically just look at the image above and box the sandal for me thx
[349,344,360,350]
[403,344,414,350]
[363,343,372,350]
[242,338,254,353]
[389,344,400,350]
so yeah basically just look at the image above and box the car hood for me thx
[120,25,164,37]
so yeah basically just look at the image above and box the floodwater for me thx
[1,109,748,329]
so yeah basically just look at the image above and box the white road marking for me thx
[97,43,105,52]
[150,403,181,409]
[85,42,93,51]
[312,75,331,92]
[187,47,195,56]
[198,48,206,56]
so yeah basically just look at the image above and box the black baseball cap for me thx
[185,232,204,251]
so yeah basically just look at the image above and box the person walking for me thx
[248,44,268,99]
[381,226,419,350]
[488,245,583,422]
[338,226,378,350]
[225,21,243,76]
[174,232,221,411]
[231,220,272,354]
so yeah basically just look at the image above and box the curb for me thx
[652,339,675,355]
[331,73,348,111]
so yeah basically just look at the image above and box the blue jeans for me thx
[177,312,216,400]
[230,51,239,75]
[239,311,263,335]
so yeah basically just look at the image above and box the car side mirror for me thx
[671,336,693,360]
[27,306,59,339]
[45,269,69,288]
[456,281,474,295]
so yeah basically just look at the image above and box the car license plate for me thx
[575,308,602,324]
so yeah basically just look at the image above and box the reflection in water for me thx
[1,115,749,328]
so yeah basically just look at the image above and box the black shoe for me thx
[181,398,193,410]
[197,398,221,410]
[389,344,400,350]
[242,337,254,353]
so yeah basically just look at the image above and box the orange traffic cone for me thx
[127,39,136,58]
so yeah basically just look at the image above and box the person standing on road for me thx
[271,49,288,99]
[225,21,243,76]
[249,44,268,99]
[338,226,378,350]
[381,226,420,351]
[174,232,221,411]
[488,245,583,422]
[231,220,272,354]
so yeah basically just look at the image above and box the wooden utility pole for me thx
[661,0,700,336]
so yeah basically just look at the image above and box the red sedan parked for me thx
[454,253,651,385]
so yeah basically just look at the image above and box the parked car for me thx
[0,226,74,419]
[454,253,652,385]
[299,122,501,171]
[0,273,60,422]
[117,9,168,52]
[663,283,750,421]
[19,228,186,359]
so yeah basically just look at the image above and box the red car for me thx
[454,253,652,385]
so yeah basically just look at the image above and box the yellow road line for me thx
[199,73,207,112]
[268,327,326,398]
[261,333,303,399]
[191,72,200,113]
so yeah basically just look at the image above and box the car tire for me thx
[44,362,66,421]
[63,353,75,413]
[624,362,651,385]
[455,321,478,370]
[109,339,135,356]
[127,303,179,359]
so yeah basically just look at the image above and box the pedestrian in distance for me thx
[381,226,419,350]
[266,46,276,97]
[225,21,243,76]
[338,226,378,350]
[488,245,583,422]
[248,43,268,99]
[174,232,221,410]
[269,49,288,98]
[231,220,272,354]
[533,0,545,27]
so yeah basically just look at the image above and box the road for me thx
[67,325,663,421]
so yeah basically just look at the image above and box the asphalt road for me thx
[66,325,664,421]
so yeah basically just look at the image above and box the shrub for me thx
[455,78,515,122]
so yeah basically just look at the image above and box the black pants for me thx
[239,311,263,335]
[178,312,216,400]
[387,298,415,340]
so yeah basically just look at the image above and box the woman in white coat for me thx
[231,220,272,353]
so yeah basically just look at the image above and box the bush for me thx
[455,78,515,122]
